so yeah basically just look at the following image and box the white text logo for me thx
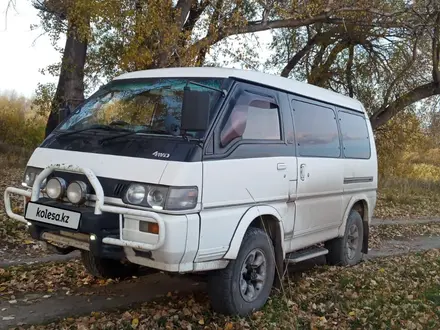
[152,151,170,158]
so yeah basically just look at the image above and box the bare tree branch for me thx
[280,26,342,77]
[370,82,440,129]
[183,0,210,32]
[191,5,410,58]
[175,0,194,28]
[3,0,18,30]
[346,45,354,97]
[432,12,440,83]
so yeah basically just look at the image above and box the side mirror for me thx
[180,88,210,131]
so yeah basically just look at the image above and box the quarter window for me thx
[338,110,371,159]
[220,92,281,147]
[292,100,340,158]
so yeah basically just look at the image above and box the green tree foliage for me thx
[375,110,430,177]
[0,91,46,149]
[29,0,421,134]
[266,1,440,130]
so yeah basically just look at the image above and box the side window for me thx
[220,92,281,147]
[292,100,340,158]
[338,110,371,159]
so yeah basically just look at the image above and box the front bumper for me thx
[4,164,166,252]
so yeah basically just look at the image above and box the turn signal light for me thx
[139,221,159,235]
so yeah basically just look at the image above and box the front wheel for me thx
[207,227,276,316]
[81,251,139,279]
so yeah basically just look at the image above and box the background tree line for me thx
[3,0,440,203]
[17,0,439,136]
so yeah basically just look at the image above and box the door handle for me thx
[300,164,306,181]
[277,163,287,170]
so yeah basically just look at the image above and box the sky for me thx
[0,0,273,99]
[0,0,64,97]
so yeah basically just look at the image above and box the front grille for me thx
[113,183,127,196]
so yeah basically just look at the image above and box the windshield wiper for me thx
[56,124,131,139]
[98,128,175,145]
[187,81,228,96]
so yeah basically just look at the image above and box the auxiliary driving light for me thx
[66,180,88,204]
[90,234,97,241]
[46,177,67,200]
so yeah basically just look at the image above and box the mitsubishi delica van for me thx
[4,67,377,316]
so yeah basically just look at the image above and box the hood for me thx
[40,133,203,162]
[28,148,169,185]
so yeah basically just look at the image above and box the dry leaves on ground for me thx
[0,155,47,260]
[0,260,117,299]
[370,222,440,248]
[375,184,440,219]
[12,249,440,330]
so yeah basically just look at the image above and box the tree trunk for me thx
[44,20,88,137]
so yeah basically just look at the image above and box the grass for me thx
[9,249,439,330]
[424,284,440,306]
[375,177,440,219]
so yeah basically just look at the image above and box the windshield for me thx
[58,77,225,139]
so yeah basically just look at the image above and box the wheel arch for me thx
[222,205,285,288]
[223,205,285,260]
[338,196,371,253]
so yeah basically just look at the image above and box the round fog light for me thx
[67,181,88,204]
[46,177,67,199]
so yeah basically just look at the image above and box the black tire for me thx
[325,210,364,266]
[81,251,139,279]
[207,227,276,316]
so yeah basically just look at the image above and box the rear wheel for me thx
[81,251,139,279]
[325,210,364,266]
[207,227,275,316]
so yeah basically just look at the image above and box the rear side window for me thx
[292,100,340,158]
[220,92,281,146]
[338,110,371,159]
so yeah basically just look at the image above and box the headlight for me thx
[46,177,67,199]
[123,184,198,210]
[23,166,44,188]
[66,181,88,204]
[146,186,168,210]
[125,184,146,205]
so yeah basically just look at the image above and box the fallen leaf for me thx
[224,323,234,330]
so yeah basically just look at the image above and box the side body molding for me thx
[223,205,285,260]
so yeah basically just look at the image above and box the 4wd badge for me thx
[152,151,170,158]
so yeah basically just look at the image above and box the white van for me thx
[4,67,377,316]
